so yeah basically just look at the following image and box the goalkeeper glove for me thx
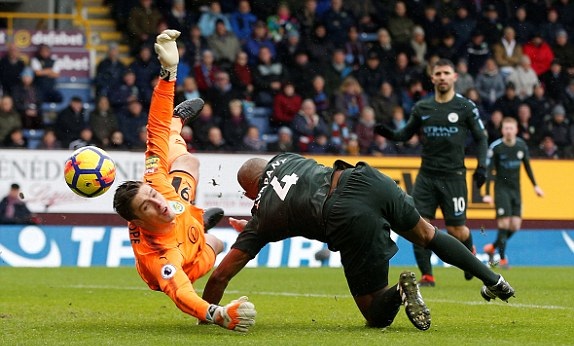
[473,166,486,189]
[374,123,393,138]
[205,296,256,332]
[154,29,180,81]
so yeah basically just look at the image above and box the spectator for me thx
[388,51,418,93]
[229,51,254,99]
[388,105,407,131]
[266,2,299,44]
[353,107,375,154]
[222,99,249,148]
[485,109,503,144]
[551,30,574,78]
[272,81,302,129]
[0,43,26,96]
[276,30,304,69]
[129,126,148,151]
[343,26,367,71]
[89,96,118,147]
[109,70,141,113]
[12,68,42,130]
[507,55,539,100]
[304,22,336,66]
[398,133,423,155]
[542,104,571,150]
[241,125,266,152]
[477,4,504,45]
[307,132,334,153]
[69,127,99,150]
[183,25,209,67]
[540,59,570,104]
[522,32,554,76]
[345,132,360,155]
[174,42,191,88]
[0,95,22,143]
[291,98,329,152]
[465,87,487,122]
[127,0,163,53]
[333,76,369,126]
[192,50,220,94]
[0,183,35,225]
[309,74,330,120]
[129,45,160,104]
[409,26,428,71]
[321,0,354,47]
[508,6,535,44]
[369,133,398,156]
[165,0,194,35]
[493,82,522,119]
[517,103,539,149]
[244,20,276,66]
[419,4,443,50]
[540,8,565,44]
[203,125,230,152]
[532,134,561,159]
[267,125,295,152]
[454,59,475,95]
[327,111,351,153]
[295,0,319,41]
[252,46,287,107]
[229,0,258,44]
[354,51,387,98]
[106,130,128,151]
[3,127,27,148]
[321,49,352,98]
[180,125,196,152]
[37,128,61,150]
[401,78,427,115]
[286,50,317,99]
[475,58,506,113]
[175,76,200,105]
[30,44,62,103]
[371,81,400,125]
[370,28,396,71]
[563,80,574,120]
[94,43,126,98]
[492,26,523,79]
[345,0,380,35]
[448,4,476,51]
[463,29,490,78]
[55,96,86,148]
[205,71,244,123]
[117,100,147,149]
[191,102,218,149]
[525,83,552,128]
[198,1,232,38]
[207,19,242,70]
[387,0,415,46]
[553,0,574,40]
[433,31,460,64]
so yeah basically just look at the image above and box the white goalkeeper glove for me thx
[154,29,180,82]
[205,296,256,332]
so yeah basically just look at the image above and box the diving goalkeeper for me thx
[112,29,256,332]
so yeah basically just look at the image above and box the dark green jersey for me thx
[485,137,537,193]
[233,153,334,257]
[385,94,488,175]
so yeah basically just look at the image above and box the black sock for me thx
[413,244,433,276]
[367,284,402,328]
[496,229,509,259]
[493,229,507,250]
[427,229,499,286]
[506,230,515,240]
[462,232,474,252]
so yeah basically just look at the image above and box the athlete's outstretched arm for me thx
[202,248,252,305]
[374,111,421,141]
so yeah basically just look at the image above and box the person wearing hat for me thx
[551,29,574,77]
[55,96,87,148]
[523,31,555,76]
[267,126,294,152]
[477,3,505,45]
[463,28,490,77]
[541,104,571,150]
[354,49,387,98]
[508,6,535,45]
[12,67,43,129]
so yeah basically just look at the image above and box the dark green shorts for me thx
[323,163,420,297]
[412,172,467,227]
[494,186,522,217]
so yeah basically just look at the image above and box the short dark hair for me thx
[432,58,456,71]
[113,181,143,221]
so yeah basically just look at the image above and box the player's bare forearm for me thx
[202,248,251,305]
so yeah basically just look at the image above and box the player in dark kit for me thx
[375,58,488,286]
[202,153,515,331]
[482,117,543,268]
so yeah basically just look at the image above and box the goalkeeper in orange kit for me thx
[112,29,256,332]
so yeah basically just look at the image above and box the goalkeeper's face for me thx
[131,184,176,227]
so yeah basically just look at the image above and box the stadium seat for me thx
[23,128,45,149]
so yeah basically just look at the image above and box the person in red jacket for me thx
[522,32,555,76]
[271,81,302,130]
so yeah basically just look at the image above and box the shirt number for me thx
[270,173,299,200]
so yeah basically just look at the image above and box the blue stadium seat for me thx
[247,106,272,135]
[23,129,45,149]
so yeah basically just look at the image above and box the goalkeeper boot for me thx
[203,207,224,232]
[174,98,204,123]
[399,271,431,331]
[480,275,515,302]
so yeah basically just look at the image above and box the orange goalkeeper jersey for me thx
[127,79,212,321]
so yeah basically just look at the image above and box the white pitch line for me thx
[65,285,572,311]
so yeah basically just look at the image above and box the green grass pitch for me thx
[1,266,573,345]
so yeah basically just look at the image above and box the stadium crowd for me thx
[1,0,574,158]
